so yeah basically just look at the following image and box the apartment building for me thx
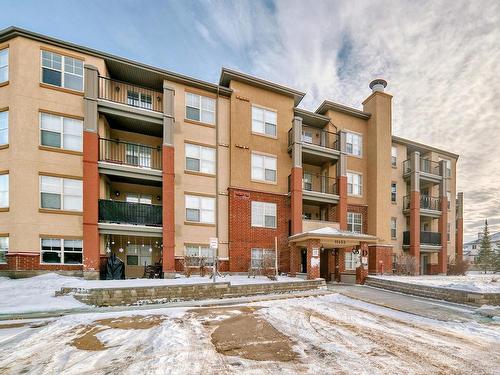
[0,27,463,280]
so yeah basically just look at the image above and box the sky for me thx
[1,0,499,242]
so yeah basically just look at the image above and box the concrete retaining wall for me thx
[56,279,326,307]
[365,277,500,306]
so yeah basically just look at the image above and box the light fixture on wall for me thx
[156,195,161,201]
[114,191,120,197]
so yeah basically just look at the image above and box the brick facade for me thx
[228,188,290,273]
[0,253,83,272]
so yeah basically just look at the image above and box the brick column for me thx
[289,243,299,275]
[82,65,100,280]
[290,167,303,235]
[438,162,448,274]
[409,152,420,272]
[306,239,321,280]
[336,147,347,230]
[455,192,464,260]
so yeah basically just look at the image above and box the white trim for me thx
[346,171,363,197]
[39,175,83,212]
[345,131,363,157]
[40,50,84,92]
[251,201,277,229]
[185,92,216,125]
[39,237,83,265]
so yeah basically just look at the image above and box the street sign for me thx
[209,237,218,249]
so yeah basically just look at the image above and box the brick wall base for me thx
[174,258,229,274]
[368,245,393,274]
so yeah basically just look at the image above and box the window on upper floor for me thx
[447,223,451,242]
[391,182,397,203]
[347,172,362,196]
[40,238,82,265]
[40,175,82,212]
[41,50,84,91]
[126,193,152,205]
[0,173,8,208]
[347,212,362,234]
[0,236,8,264]
[251,153,277,183]
[391,217,397,239]
[251,201,277,228]
[185,92,215,125]
[447,191,451,209]
[127,90,152,110]
[439,157,452,177]
[0,110,7,145]
[391,146,397,167]
[40,112,83,152]
[185,143,216,175]
[346,132,362,156]
[0,48,8,83]
[252,106,277,137]
[185,194,215,224]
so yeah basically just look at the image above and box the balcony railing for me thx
[402,158,441,176]
[99,199,162,227]
[403,231,442,246]
[288,127,340,150]
[403,195,441,211]
[98,76,163,112]
[288,174,337,195]
[99,138,162,170]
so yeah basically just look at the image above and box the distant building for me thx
[463,232,500,263]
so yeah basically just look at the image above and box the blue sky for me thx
[2,0,500,241]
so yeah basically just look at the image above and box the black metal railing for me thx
[99,200,162,227]
[99,138,162,170]
[98,76,163,112]
[303,173,337,195]
[402,159,411,174]
[402,158,441,176]
[403,195,442,211]
[403,231,441,246]
[288,126,340,150]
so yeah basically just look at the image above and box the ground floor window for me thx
[185,244,214,266]
[126,244,152,266]
[344,250,358,270]
[0,236,8,264]
[40,238,82,264]
[251,248,276,269]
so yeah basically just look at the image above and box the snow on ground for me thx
[0,294,498,375]
[373,273,500,293]
[0,273,303,315]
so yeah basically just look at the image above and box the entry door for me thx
[320,249,329,281]
[421,254,429,275]
[300,249,307,273]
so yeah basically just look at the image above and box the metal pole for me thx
[275,236,278,278]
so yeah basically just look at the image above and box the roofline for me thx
[219,67,305,106]
[0,26,232,97]
[293,108,330,124]
[392,135,459,159]
[315,100,371,120]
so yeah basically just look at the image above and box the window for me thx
[40,238,82,264]
[126,193,152,204]
[391,217,397,239]
[0,48,8,83]
[347,172,362,196]
[346,132,362,156]
[0,236,7,264]
[439,157,451,177]
[391,182,397,203]
[41,51,83,91]
[0,174,8,208]
[40,176,82,211]
[251,201,277,228]
[185,92,215,124]
[125,144,151,168]
[251,153,277,182]
[447,223,451,242]
[251,248,276,269]
[185,244,215,266]
[0,110,7,145]
[446,191,451,209]
[344,251,358,270]
[185,195,215,224]
[252,106,277,137]
[125,244,152,266]
[185,143,216,174]
[347,212,362,233]
[301,130,313,144]
[303,172,313,191]
[40,113,83,152]
[391,146,397,167]
[127,90,152,110]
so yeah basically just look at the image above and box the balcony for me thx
[403,195,442,217]
[99,199,162,227]
[288,126,340,164]
[288,173,339,204]
[98,76,163,113]
[403,231,442,249]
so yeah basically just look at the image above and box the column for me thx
[336,131,347,230]
[162,83,176,278]
[409,151,420,273]
[289,243,299,275]
[290,116,303,235]
[306,239,321,280]
[437,160,448,274]
[82,65,100,280]
[455,192,464,260]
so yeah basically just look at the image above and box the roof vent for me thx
[369,79,387,93]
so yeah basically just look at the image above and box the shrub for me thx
[447,257,470,275]
[393,255,418,276]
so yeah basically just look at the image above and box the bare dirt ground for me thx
[0,294,498,374]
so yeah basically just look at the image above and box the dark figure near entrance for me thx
[105,253,125,280]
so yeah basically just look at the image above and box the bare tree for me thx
[393,255,418,276]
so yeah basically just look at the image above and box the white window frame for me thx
[184,244,215,267]
[40,175,83,212]
[347,172,362,197]
[251,248,276,269]
[251,105,277,137]
[125,244,153,266]
[0,236,8,264]
[185,92,216,125]
[347,212,362,234]
[185,143,216,175]
[439,157,452,177]
[391,146,397,167]
[391,182,397,203]
[251,153,277,183]
[40,112,83,152]
[0,173,8,209]
[40,50,84,91]
[251,201,277,228]
[0,47,8,83]
[344,251,358,270]
[125,143,152,168]
[185,195,215,224]
[126,193,152,204]
[0,110,8,146]
[127,90,152,110]
[391,217,397,239]
[346,132,362,157]
[40,238,83,265]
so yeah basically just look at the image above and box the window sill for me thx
[184,221,216,227]
[184,170,216,178]
[184,118,216,128]
[0,81,8,88]
[345,153,363,159]
[39,208,83,216]
[251,225,277,230]
[251,131,277,140]
[39,83,84,96]
[347,194,363,198]
[0,144,9,150]
[39,145,83,156]
[0,207,9,212]
[40,262,82,266]
[251,179,277,185]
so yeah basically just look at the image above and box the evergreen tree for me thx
[495,242,500,273]
[476,220,494,273]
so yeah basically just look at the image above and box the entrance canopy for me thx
[288,227,378,248]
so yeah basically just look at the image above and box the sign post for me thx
[209,237,218,283]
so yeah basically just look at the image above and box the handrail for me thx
[98,138,162,170]
[98,199,162,227]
